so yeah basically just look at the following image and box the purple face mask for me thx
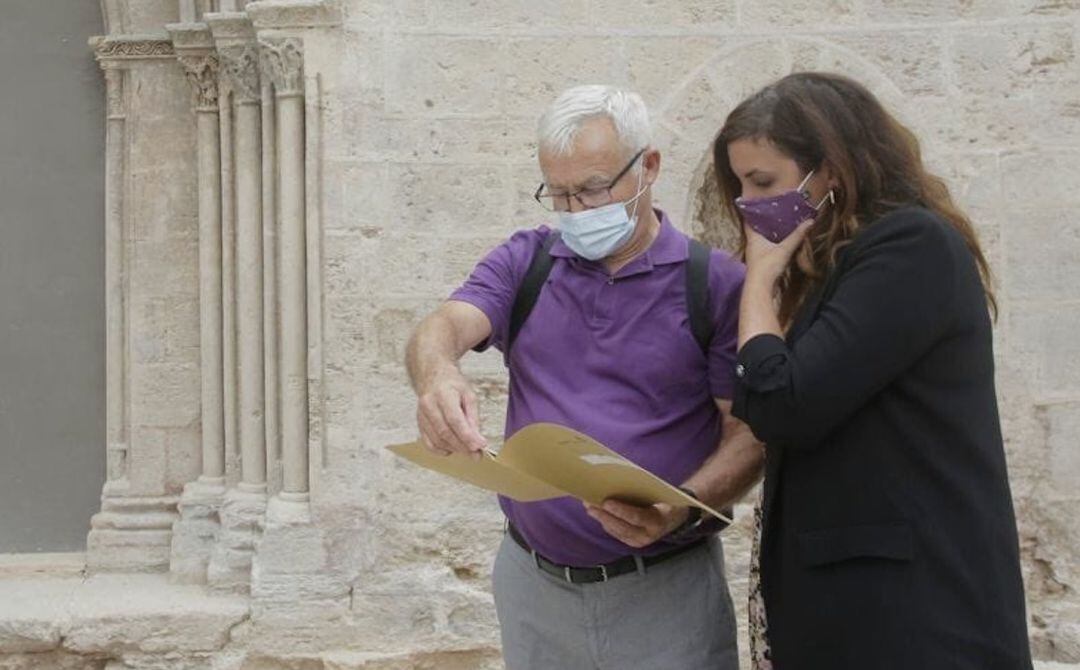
[735,171,834,243]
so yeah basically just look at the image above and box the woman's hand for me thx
[744,220,814,289]
[738,219,814,347]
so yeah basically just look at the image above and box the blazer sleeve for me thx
[732,209,963,448]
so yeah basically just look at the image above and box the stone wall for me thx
[322,0,1080,665]
[2,1,1078,668]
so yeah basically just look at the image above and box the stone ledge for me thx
[0,572,248,657]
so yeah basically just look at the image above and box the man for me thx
[405,85,761,669]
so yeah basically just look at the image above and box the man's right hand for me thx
[416,368,487,459]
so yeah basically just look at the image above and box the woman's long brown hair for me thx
[713,72,997,326]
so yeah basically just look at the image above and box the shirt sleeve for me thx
[707,251,747,400]
[731,209,962,448]
[448,227,550,353]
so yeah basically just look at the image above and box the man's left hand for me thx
[585,499,689,548]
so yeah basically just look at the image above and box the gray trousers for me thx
[492,533,739,670]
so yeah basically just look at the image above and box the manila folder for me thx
[387,422,730,523]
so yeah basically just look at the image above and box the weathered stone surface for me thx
[13,1,1080,669]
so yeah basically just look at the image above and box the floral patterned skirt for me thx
[749,490,774,670]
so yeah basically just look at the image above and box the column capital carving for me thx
[219,45,262,104]
[178,53,221,111]
[91,35,176,66]
[259,37,304,97]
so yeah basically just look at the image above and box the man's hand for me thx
[585,499,690,548]
[416,367,487,459]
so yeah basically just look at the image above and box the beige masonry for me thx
[1,1,1079,669]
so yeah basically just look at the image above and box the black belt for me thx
[507,522,706,584]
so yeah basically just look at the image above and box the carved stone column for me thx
[260,36,309,506]
[165,22,226,584]
[245,1,349,617]
[206,13,268,593]
[86,35,187,573]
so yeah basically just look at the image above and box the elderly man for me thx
[405,85,760,669]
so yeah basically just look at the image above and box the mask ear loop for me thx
[814,189,835,210]
[626,154,649,224]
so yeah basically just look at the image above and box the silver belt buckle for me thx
[597,564,608,582]
[564,566,573,583]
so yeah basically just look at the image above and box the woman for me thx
[714,72,1033,669]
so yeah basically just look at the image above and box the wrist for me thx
[668,486,704,540]
[419,360,462,394]
[745,266,782,292]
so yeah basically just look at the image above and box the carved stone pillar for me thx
[86,35,187,573]
[165,22,226,584]
[206,13,268,593]
[245,1,349,615]
[260,36,309,506]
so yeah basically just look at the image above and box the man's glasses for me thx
[534,149,646,213]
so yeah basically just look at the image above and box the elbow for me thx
[734,391,828,448]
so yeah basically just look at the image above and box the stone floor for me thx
[0,554,1073,669]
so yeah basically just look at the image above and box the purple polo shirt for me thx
[449,210,745,566]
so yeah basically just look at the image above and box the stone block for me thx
[131,297,200,365]
[324,231,371,299]
[439,235,508,288]
[355,368,422,432]
[738,0,859,26]
[385,37,503,117]
[387,164,511,238]
[130,363,201,427]
[503,37,625,116]
[860,0,1039,21]
[819,30,948,96]
[131,239,199,299]
[1039,403,1080,498]
[1009,304,1080,396]
[660,75,729,153]
[62,574,248,654]
[341,0,429,30]
[588,0,735,28]
[1003,206,1080,302]
[416,0,589,31]
[1001,150,1080,207]
[373,308,420,367]
[323,295,374,370]
[337,101,392,162]
[378,117,536,164]
[620,36,725,111]
[339,30,385,107]
[129,166,197,243]
[951,23,1078,100]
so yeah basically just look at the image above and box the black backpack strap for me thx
[686,239,713,355]
[508,232,561,353]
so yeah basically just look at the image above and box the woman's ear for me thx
[821,161,840,190]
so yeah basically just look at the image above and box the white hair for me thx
[537,85,652,159]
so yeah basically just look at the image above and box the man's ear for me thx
[643,148,661,186]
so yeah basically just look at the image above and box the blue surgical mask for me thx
[557,167,647,261]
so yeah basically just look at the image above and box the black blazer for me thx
[733,207,1032,669]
